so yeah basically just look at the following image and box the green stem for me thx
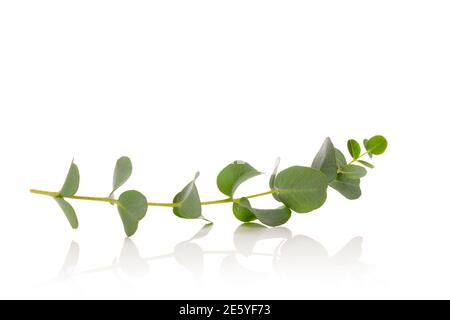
[30,189,117,203]
[29,188,279,208]
[200,190,277,206]
[348,151,369,165]
[336,152,370,174]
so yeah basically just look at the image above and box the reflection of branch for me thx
[59,241,79,279]
[48,223,366,283]
[80,251,278,276]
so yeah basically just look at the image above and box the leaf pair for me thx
[54,161,80,229]
[111,156,147,237]
[216,160,291,226]
[222,156,331,225]
[347,140,374,169]
[311,135,388,200]
[220,159,329,226]
[307,137,361,200]
[348,135,388,163]
[54,157,147,237]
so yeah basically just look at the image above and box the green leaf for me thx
[232,201,256,222]
[329,174,361,200]
[272,166,328,213]
[111,156,132,196]
[311,137,337,182]
[54,197,79,229]
[335,148,347,168]
[60,161,79,197]
[238,198,291,227]
[217,161,261,197]
[366,135,388,155]
[347,139,361,159]
[358,160,375,169]
[363,139,373,158]
[117,190,148,237]
[269,157,281,201]
[173,172,202,219]
[339,165,367,179]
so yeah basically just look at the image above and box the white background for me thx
[1,1,449,299]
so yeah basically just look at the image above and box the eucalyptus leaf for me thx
[272,166,328,213]
[238,197,291,227]
[111,156,132,196]
[173,172,202,219]
[217,161,261,197]
[269,157,281,201]
[358,160,375,169]
[363,139,373,158]
[335,148,347,168]
[232,201,256,222]
[366,135,388,155]
[54,197,79,229]
[117,190,148,237]
[311,137,337,182]
[347,139,361,159]
[60,161,79,197]
[339,165,367,179]
[329,174,361,200]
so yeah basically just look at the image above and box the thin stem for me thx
[246,190,278,200]
[30,189,117,204]
[200,190,277,206]
[29,188,279,208]
[200,197,233,206]
[147,201,178,208]
[348,151,369,165]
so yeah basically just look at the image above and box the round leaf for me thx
[329,175,361,200]
[347,139,361,159]
[273,166,328,213]
[238,198,291,227]
[173,173,202,219]
[217,161,261,197]
[232,201,256,222]
[366,135,388,155]
[111,156,132,196]
[335,148,347,168]
[311,137,337,182]
[363,139,373,158]
[339,165,367,179]
[54,197,79,229]
[117,190,148,237]
[60,161,79,197]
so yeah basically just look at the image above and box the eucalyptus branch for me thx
[30,135,388,237]
[29,189,278,207]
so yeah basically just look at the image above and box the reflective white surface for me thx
[1,1,450,299]
[16,223,368,299]
[44,224,364,285]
